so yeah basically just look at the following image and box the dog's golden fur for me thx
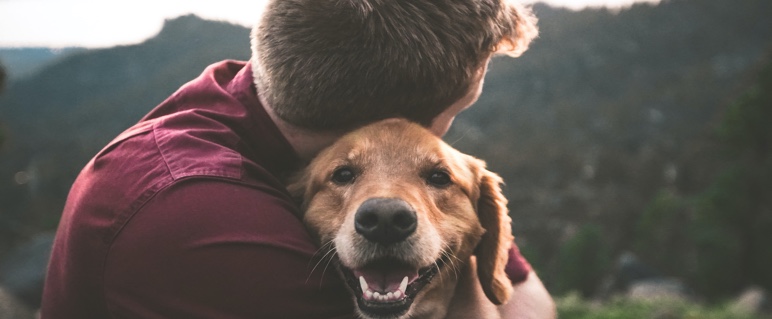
[290,119,514,319]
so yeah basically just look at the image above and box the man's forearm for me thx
[498,271,556,319]
[445,259,556,319]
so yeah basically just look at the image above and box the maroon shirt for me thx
[41,60,530,318]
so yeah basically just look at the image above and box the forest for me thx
[0,0,771,316]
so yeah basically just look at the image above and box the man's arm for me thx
[498,271,556,319]
[445,257,555,319]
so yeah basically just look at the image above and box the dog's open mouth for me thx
[339,257,448,318]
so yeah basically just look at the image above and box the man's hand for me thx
[445,258,556,319]
[498,271,556,319]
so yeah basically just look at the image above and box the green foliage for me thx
[719,62,772,158]
[634,190,690,274]
[689,171,747,296]
[1,61,5,148]
[626,56,772,299]
[554,224,611,297]
[690,56,772,297]
[444,0,772,299]
[556,292,768,319]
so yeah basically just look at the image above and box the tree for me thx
[689,55,772,298]
[629,54,772,299]
[1,61,6,148]
[716,54,772,290]
[553,224,611,297]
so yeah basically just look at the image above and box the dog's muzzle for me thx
[354,198,417,246]
[338,197,447,318]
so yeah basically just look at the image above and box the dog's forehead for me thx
[336,121,446,165]
[308,119,479,189]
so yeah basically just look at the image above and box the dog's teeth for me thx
[360,278,408,302]
[359,276,369,292]
[399,276,408,293]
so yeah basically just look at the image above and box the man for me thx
[41,0,554,318]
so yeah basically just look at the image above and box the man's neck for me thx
[258,93,341,162]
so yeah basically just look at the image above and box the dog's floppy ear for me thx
[286,170,313,211]
[474,165,515,305]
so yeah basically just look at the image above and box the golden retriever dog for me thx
[290,118,515,319]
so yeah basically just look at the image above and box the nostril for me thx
[356,210,379,230]
[392,211,416,231]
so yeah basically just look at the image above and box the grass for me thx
[556,292,770,319]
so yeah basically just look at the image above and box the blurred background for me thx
[1,0,770,317]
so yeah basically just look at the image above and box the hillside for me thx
[1,0,771,300]
[0,47,85,80]
[445,0,772,294]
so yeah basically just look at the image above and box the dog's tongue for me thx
[353,263,419,293]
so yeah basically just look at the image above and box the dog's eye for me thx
[427,170,452,187]
[331,167,356,184]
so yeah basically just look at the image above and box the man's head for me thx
[251,0,538,133]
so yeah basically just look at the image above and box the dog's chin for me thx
[338,256,448,319]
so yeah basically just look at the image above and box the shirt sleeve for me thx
[103,179,356,319]
[505,244,532,285]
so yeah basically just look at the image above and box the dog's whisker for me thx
[306,244,337,284]
[444,254,457,282]
[437,248,456,284]
[442,248,462,282]
[447,126,473,146]
[308,241,334,264]
[307,241,335,270]
[434,259,445,285]
[319,250,338,289]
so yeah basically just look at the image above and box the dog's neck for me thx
[258,92,342,163]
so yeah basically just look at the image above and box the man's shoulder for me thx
[72,111,282,232]
[86,115,245,189]
[151,115,244,181]
[131,178,307,249]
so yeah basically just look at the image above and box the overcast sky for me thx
[0,0,660,48]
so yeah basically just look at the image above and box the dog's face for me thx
[290,119,513,319]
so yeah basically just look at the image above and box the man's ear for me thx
[494,0,539,57]
[474,168,515,305]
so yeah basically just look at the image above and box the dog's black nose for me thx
[355,198,417,245]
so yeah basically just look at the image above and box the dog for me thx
[289,118,515,319]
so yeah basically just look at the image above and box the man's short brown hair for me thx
[251,0,538,131]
